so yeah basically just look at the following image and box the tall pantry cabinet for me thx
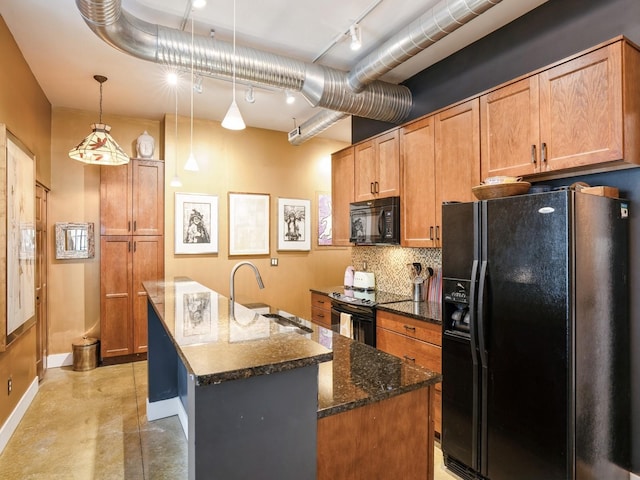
[100,159,164,363]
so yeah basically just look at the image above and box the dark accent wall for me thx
[352,0,640,473]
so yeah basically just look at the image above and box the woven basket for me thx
[472,181,531,200]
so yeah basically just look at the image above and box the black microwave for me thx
[349,196,400,245]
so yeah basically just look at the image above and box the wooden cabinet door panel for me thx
[376,327,442,378]
[100,236,133,357]
[376,130,400,198]
[331,147,354,246]
[377,311,442,346]
[435,99,480,234]
[354,141,376,201]
[539,43,623,171]
[100,163,132,235]
[400,116,436,247]
[132,160,164,236]
[480,76,540,178]
[132,236,164,354]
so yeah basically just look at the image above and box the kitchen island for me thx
[145,278,441,480]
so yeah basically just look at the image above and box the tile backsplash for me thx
[350,246,441,298]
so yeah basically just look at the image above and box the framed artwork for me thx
[228,192,270,256]
[174,281,219,345]
[0,124,36,351]
[175,193,218,254]
[55,222,95,259]
[277,197,311,251]
[316,192,332,246]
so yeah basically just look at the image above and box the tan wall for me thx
[48,110,349,354]
[49,108,161,354]
[164,114,350,319]
[0,16,51,425]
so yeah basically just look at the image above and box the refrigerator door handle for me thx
[469,258,481,470]
[477,260,489,366]
[477,259,489,476]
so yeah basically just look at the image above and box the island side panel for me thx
[191,364,319,480]
[317,385,434,480]
[147,301,178,403]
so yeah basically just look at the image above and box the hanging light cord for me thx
[98,80,103,124]
[175,85,179,177]
[190,15,194,154]
[232,0,236,100]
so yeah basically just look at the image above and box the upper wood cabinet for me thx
[354,130,400,201]
[434,99,480,238]
[331,147,354,246]
[481,38,640,178]
[400,116,437,247]
[399,100,479,248]
[101,159,164,236]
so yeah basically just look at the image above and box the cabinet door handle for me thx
[404,325,416,332]
[541,142,547,164]
[375,181,379,194]
[134,241,137,252]
[403,355,416,363]
[128,221,131,233]
[317,313,325,318]
[128,241,131,252]
[429,226,434,240]
[133,220,137,232]
[435,225,440,241]
[531,144,537,164]
[370,182,375,194]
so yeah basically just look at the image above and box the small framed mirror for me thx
[55,222,95,259]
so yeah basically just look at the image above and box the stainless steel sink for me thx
[262,313,313,334]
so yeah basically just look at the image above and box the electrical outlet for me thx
[270,258,278,266]
[7,376,12,395]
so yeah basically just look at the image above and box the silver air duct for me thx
[293,0,503,144]
[75,0,502,145]
[76,0,411,125]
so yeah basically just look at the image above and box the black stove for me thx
[329,288,411,308]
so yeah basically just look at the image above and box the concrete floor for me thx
[0,362,458,479]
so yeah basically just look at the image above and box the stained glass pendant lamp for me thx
[69,75,130,166]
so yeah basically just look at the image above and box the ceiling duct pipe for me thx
[292,0,504,144]
[75,0,411,125]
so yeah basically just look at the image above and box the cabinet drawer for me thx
[312,306,332,329]
[376,327,442,390]
[311,292,331,311]
[377,310,442,346]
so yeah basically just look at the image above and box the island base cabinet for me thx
[187,365,319,480]
[317,387,434,480]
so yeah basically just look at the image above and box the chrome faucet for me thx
[229,261,265,318]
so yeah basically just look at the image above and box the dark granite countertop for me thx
[144,278,441,419]
[143,278,333,386]
[310,286,442,324]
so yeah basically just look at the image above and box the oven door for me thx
[330,301,376,346]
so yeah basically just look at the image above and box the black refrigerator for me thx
[440,190,630,480]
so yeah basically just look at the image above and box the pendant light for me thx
[184,15,199,172]
[69,75,129,166]
[221,0,246,130]
[170,80,182,187]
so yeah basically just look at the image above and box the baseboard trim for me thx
[0,377,39,454]
[147,396,188,439]
[47,352,72,368]
[631,473,639,480]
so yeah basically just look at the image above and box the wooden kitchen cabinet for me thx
[100,235,164,359]
[311,292,332,329]
[400,116,436,247]
[100,158,164,236]
[481,38,640,178]
[100,158,164,363]
[354,129,400,201]
[376,310,442,434]
[331,146,354,246]
[399,99,479,248]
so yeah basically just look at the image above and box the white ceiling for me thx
[0,0,547,143]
